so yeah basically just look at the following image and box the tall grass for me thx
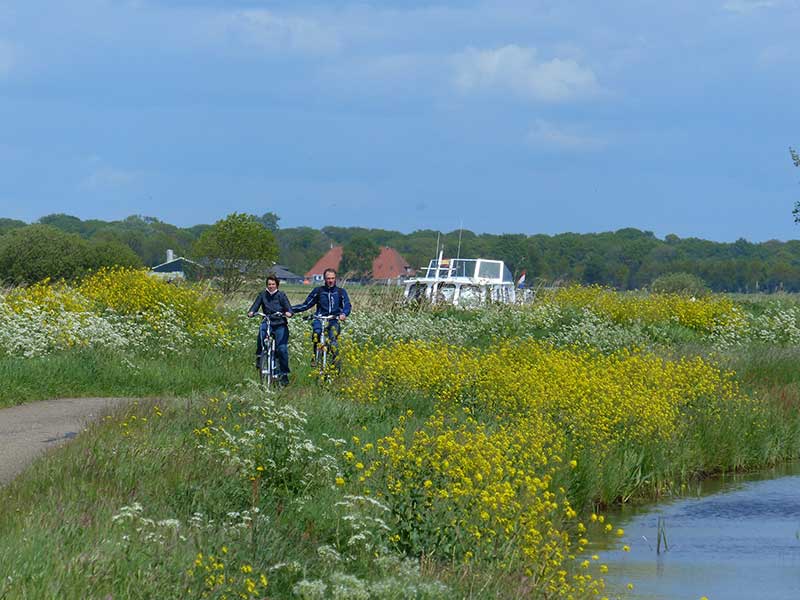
[0,348,250,407]
[0,390,463,599]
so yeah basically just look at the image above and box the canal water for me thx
[597,463,800,600]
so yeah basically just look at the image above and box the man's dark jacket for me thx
[291,284,352,317]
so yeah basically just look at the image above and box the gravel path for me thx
[0,398,133,486]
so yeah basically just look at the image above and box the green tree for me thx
[34,213,201,267]
[256,212,281,232]
[0,225,140,284]
[38,213,86,234]
[0,218,26,236]
[340,235,380,281]
[192,213,278,294]
[275,226,332,274]
[84,240,145,272]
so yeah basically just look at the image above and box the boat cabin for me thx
[403,255,516,306]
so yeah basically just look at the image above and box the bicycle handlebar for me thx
[302,314,341,321]
[254,311,287,319]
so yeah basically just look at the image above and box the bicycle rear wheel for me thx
[325,328,340,373]
[315,343,325,373]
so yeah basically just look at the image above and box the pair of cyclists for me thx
[247,268,351,385]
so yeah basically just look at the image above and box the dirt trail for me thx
[0,398,132,486]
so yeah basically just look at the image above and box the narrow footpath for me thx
[0,398,132,486]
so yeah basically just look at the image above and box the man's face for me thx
[266,280,278,293]
[324,273,336,287]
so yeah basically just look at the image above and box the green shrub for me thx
[0,225,141,284]
[650,272,710,297]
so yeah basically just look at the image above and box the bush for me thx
[0,225,141,284]
[650,272,710,297]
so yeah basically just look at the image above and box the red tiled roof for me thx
[305,246,412,279]
[305,246,343,277]
[372,247,412,279]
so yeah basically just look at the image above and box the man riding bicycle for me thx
[291,268,351,365]
[248,275,293,385]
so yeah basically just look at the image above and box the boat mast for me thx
[434,232,441,278]
[456,220,463,260]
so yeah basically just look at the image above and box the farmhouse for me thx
[270,265,304,285]
[306,246,414,284]
[150,249,203,281]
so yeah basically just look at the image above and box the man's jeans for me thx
[313,318,341,355]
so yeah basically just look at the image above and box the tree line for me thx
[2,213,800,292]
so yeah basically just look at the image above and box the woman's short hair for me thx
[266,275,280,287]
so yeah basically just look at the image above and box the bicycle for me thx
[254,311,287,389]
[305,314,342,379]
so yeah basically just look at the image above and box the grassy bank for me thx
[0,347,250,407]
[0,388,492,599]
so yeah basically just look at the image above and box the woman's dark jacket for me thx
[249,289,292,326]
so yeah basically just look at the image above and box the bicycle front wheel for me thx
[265,338,277,389]
[258,352,266,386]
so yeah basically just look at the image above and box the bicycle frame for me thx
[310,314,339,376]
[256,311,285,389]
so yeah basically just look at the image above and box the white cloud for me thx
[723,0,779,13]
[526,119,607,151]
[453,44,599,102]
[218,9,342,56]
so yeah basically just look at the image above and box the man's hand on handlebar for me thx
[338,314,346,321]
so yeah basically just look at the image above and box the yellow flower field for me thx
[336,338,767,595]
[544,284,744,332]
[343,339,748,457]
[79,267,228,339]
[1,267,231,356]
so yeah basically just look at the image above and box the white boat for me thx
[403,251,517,306]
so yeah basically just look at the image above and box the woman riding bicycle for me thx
[248,275,293,385]
[291,268,351,364]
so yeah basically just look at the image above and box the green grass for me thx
[723,345,800,390]
[0,387,472,599]
[0,347,251,407]
[0,396,264,599]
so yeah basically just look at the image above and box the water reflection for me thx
[597,463,800,599]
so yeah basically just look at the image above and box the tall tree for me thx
[256,212,281,232]
[275,227,332,274]
[193,213,279,294]
[340,235,380,281]
[0,218,26,236]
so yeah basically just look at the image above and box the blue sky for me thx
[1,0,799,241]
